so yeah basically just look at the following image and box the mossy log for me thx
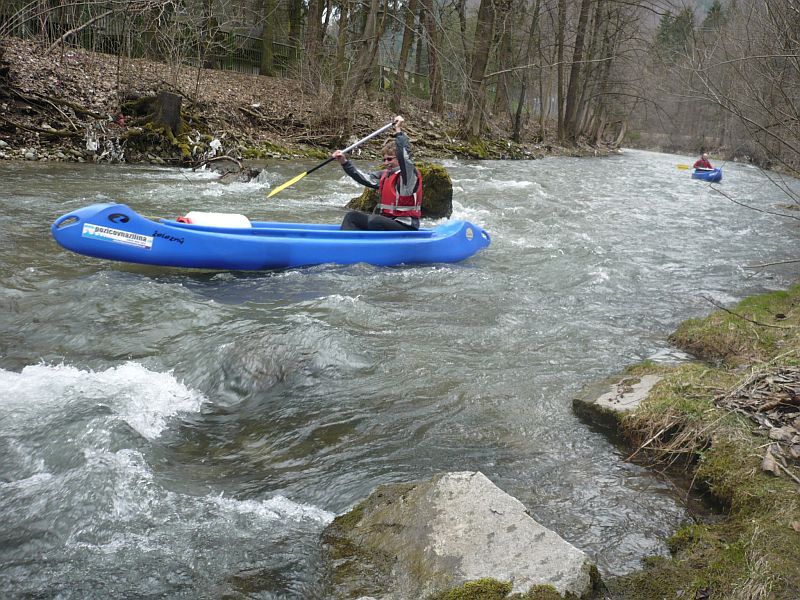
[345,162,453,219]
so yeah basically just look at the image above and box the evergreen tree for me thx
[702,0,725,31]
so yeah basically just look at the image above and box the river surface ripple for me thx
[2,149,799,597]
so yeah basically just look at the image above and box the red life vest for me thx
[378,168,422,218]
[694,158,713,169]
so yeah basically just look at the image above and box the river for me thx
[1,149,798,598]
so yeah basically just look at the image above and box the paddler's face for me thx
[382,154,398,169]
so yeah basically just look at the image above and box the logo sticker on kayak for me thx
[465,227,474,241]
[82,223,153,250]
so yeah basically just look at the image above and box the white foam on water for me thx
[62,448,333,556]
[200,180,268,197]
[0,362,205,440]
[211,494,334,524]
[435,199,491,227]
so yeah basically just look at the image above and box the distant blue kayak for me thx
[691,167,722,182]
[51,203,491,270]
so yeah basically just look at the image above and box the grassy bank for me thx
[604,284,800,599]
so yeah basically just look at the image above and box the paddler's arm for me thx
[333,150,381,189]
[393,117,417,196]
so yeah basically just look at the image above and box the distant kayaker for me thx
[334,115,422,231]
[693,153,714,170]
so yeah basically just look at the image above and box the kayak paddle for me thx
[677,164,691,169]
[267,121,395,198]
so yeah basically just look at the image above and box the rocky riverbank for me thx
[330,287,800,600]
[575,286,800,600]
[0,37,606,168]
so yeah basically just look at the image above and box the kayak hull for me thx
[51,203,491,270]
[691,167,722,182]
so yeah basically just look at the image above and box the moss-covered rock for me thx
[345,161,454,219]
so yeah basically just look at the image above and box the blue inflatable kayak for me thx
[51,203,491,270]
[691,167,722,182]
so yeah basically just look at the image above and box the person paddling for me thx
[334,115,422,231]
[693,153,714,170]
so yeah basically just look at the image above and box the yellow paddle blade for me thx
[676,164,691,170]
[267,170,309,198]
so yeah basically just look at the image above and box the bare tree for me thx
[303,0,326,94]
[260,0,277,76]
[420,0,445,112]
[391,0,419,113]
[460,0,502,138]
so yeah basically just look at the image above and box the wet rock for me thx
[322,471,599,599]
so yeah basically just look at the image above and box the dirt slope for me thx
[0,37,590,164]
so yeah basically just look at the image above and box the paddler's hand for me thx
[393,115,404,133]
[332,149,347,165]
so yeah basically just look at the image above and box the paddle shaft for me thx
[267,121,395,198]
[306,122,395,175]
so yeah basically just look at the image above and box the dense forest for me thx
[1,0,799,173]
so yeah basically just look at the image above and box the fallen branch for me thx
[712,187,800,222]
[47,10,115,54]
[777,461,800,486]
[12,88,107,120]
[0,113,82,138]
[701,295,799,329]
[744,258,800,269]
[192,155,243,172]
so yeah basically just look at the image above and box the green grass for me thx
[606,285,800,599]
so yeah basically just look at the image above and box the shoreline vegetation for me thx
[590,285,800,600]
[437,286,800,599]
[4,36,799,600]
[0,37,610,167]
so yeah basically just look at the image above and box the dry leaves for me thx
[717,366,800,483]
[0,37,463,160]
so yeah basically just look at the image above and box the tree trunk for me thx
[391,0,418,113]
[460,0,499,138]
[512,0,541,142]
[492,0,516,121]
[564,0,592,143]
[287,0,302,47]
[415,7,425,77]
[555,0,566,140]
[420,0,444,112]
[563,0,592,142]
[302,0,325,94]
[456,0,470,61]
[259,0,276,76]
[152,91,183,138]
[342,0,388,103]
[329,0,350,109]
